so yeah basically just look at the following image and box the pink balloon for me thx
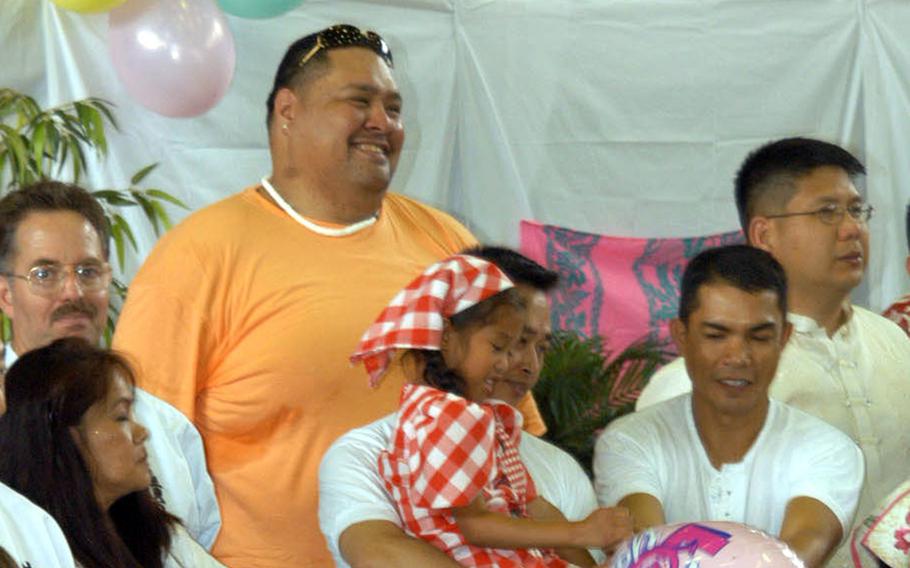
[108,0,235,117]
[609,521,805,567]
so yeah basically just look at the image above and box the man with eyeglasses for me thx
[636,137,910,567]
[0,180,221,549]
[113,24,544,567]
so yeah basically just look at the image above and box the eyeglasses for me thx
[298,24,393,68]
[3,263,112,296]
[765,203,874,226]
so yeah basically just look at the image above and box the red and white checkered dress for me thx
[379,383,570,567]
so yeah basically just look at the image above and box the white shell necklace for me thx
[260,176,378,237]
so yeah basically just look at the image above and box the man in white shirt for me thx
[635,138,910,567]
[596,245,864,568]
[319,246,630,567]
[0,180,220,549]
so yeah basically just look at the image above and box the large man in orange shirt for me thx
[113,24,543,567]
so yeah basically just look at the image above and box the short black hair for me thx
[265,24,394,127]
[678,245,788,324]
[463,245,559,292]
[734,137,865,232]
[0,180,110,273]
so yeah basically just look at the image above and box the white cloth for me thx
[594,394,864,537]
[0,481,75,567]
[635,307,910,566]
[319,412,601,568]
[135,392,221,550]
[166,524,226,568]
[4,347,221,550]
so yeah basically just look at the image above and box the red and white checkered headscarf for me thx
[351,254,514,387]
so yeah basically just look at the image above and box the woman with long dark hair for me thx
[0,338,223,568]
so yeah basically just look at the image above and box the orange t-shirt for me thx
[114,188,544,567]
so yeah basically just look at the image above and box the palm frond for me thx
[534,330,673,476]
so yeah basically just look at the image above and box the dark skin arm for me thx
[778,497,843,568]
[454,496,632,557]
[339,520,461,568]
[620,492,842,567]
[526,497,598,567]
[617,493,666,533]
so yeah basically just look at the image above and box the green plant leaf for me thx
[111,213,138,256]
[0,152,8,190]
[150,198,173,230]
[131,191,161,235]
[130,163,157,185]
[89,107,107,155]
[93,189,137,207]
[145,188,188,209]
[0,124,29,184]
[69,137,83,182]
[110,217,126,269]
[30,120,47,173]
[85,97,118,131]
[533,330,672,476]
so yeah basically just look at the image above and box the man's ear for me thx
[748,216,774,254]
[0,277,15,320]
[904,255,910,279]
[670,318,687,354]
[273,87,299,127]
[780,320,794,348]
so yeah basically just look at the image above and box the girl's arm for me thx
[525,497,597,567]
[453,496,632,557]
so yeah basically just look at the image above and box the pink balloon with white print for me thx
[609,521,805,567]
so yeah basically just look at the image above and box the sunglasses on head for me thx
[299,24,393,68]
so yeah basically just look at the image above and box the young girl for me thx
[351,253,625,567]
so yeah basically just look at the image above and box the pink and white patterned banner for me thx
[520,220,744,356]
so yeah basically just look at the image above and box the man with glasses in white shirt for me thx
[635,137,910,567]
[0,180,221,551]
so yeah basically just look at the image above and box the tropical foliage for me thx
[533,330,672,476]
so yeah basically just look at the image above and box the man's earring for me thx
[282,123,289,132]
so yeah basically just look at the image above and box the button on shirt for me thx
[593,394,864,537]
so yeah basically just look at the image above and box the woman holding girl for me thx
[351,253,631,567]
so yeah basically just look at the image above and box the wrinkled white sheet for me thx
[2,0,908,309]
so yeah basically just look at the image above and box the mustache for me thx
[51,300,98,322]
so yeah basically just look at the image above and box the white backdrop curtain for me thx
[2,0,909,310]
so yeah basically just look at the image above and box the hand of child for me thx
[574,506,633,550]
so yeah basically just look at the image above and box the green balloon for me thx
[217,0,303,19]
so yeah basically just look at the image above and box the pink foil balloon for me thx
[108,0,236,117]
[609,521,805,567]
